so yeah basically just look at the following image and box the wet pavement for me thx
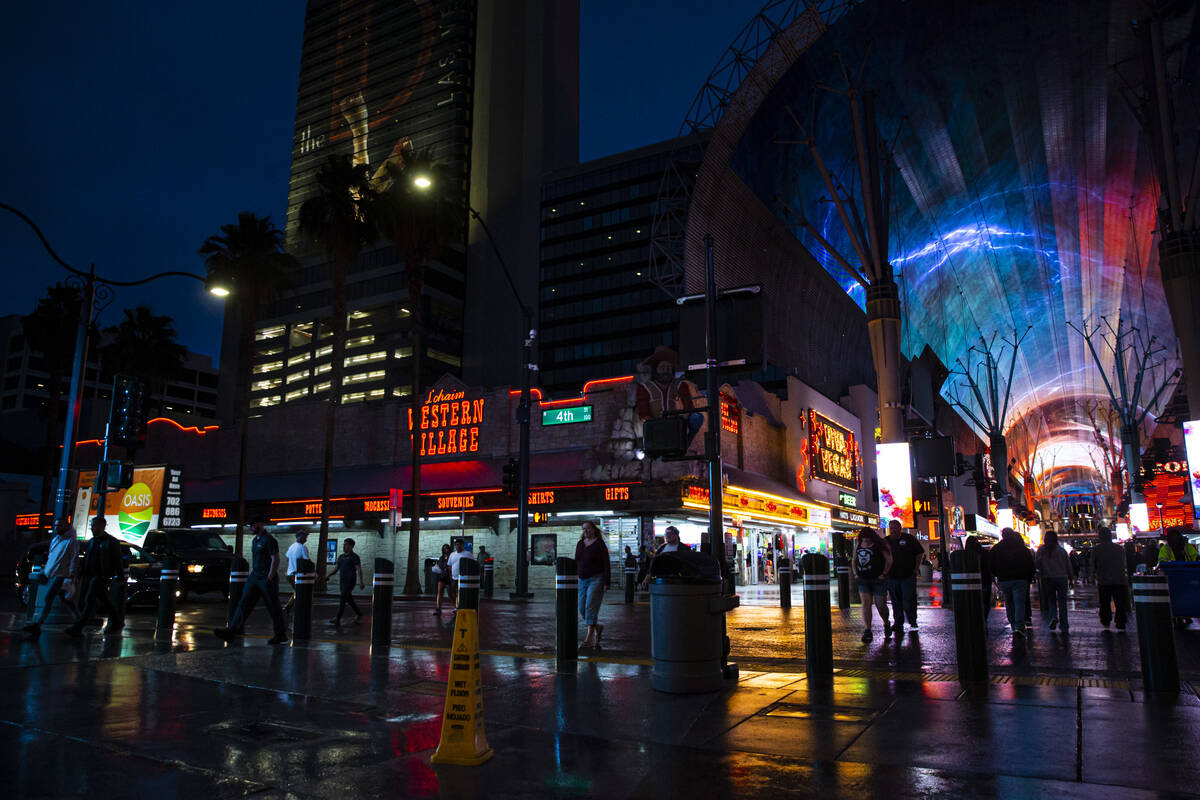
[3,584,1200,798]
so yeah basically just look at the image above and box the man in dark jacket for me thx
[885,519,924,634]
[64,516,125,636]
[990,527,1035,638]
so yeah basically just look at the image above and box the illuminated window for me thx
[368,388,384,399]
[288,322,314,348]
[344,370,385,385]
[251,395,281,408]
[314,362,331,375]
[255,326,284,341]
[428,348,461,368]
[393,347,413,359]
[313,381,331,394]
[345,351,386,367]
[347,334,375,349]
[253,378,282,391]
[287,370,310,384]
[287,352,311,366]
[285,388,309,401]
[342,391,366,404]
[255,345,283,358]
[316,345,332,358]
[392,385,412,398]
[253,361,282,374]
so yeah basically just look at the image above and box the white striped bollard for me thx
[226,558,249,627]
[155,557,180,641]
[556,557,578,665]
[801,553,832,682]
[949,550,987,682]
[292,559,315,643]
[1133,574,1179,693]
[371,558,394,654]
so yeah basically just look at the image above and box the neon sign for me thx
[407,386,485,458]
[720,392,740,434]
[808,411,860,490]
[201,507,227,519]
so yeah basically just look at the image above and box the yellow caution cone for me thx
[431,563,492,765]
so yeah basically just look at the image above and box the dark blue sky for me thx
[1,1,755,363]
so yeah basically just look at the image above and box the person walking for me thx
[884,519,924,633]
[213,516,288,644]
[1036,530,1074,633]
[327,538,364,625]
[576,520,611,648]
[64,517,124,637]
[447,539,474,612]
[990,527,1035,639]
[853,526,892,643]
[432,543,453,613]
[23,518,80,635]
[283,531,311,614]
[1091,525,1129,630]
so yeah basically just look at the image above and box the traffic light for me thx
[642,416,690,458]
[108,375,149,449]
[501,458,519,499]
[95,460,134,492]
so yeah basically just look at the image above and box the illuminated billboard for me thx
[77,466,168,546]
[285,0,476,250]
[875,443,913,528]
[1184,421,1200,510]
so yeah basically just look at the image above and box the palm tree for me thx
[22,283,88,534]
[376,148,459,595]
[99,305,188,401]
[298,154,378,586]
[199,212,294,556]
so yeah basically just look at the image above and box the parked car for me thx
[141,528,233,601]
[14,540,162,608]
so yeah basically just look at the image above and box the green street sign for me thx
[541,405,593,426]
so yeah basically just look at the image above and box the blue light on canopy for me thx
[731,0,1197,476]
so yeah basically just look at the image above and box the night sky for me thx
[0,1,755,364]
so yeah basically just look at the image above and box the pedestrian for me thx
[327,538,364,625]
[964,535,993,620]
[213,515,288,644]
[853,526,892,643]
[1036,530,1074,633]
[990,527,1035,639]
[576,520,611,648]
[884,519,923,633]
[432,543,452,613]
[639,526,690,589]
[65,517,124,637]
[23,518,80,636]
[283,531,311,614]
[1090,525,1129,631]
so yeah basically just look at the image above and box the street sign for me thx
[541,405,592,426]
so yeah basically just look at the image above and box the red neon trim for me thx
[271,497,351,505]
[270,516,345,522]
[581,375,632,393]
[509,388,544,400]
[74,417,221,448]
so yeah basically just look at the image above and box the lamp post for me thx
[409,177,536,598]
[2,203,230,525]
[1156,501,1165,531]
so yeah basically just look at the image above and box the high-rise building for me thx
[220,0,578,420]
[537,136,704,396]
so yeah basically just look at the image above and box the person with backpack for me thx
[853,526,893,643]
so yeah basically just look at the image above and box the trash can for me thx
[1158,561,1200,617]
[920,561,933,582]
[648,551,735,693]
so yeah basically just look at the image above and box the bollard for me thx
[801,553,833,683]
[778,557,792,609]
[949,549,988,682]
[624,562,637,604]
[458,557,481,610]
[371,558,394,654]
[482,559,495,599]
[555,557,578,665]
[155,557,179,641]
[292,558,315,643]
[835,556,851,610]
[25,566,42,622]
[227,557,249,627]
[1133,574,1179,693]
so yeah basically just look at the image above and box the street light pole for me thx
[467,207,535,599]
[2,202,229,527]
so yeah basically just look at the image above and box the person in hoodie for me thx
[1036,530,1074,633]
[990,527,1036,639]
[23,518,80,635]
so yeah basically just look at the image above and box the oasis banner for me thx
[76,465,167,546]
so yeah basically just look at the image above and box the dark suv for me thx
[141,529,233,601]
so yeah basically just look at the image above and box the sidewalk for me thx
[2,607,1199,799]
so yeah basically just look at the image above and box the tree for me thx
[22,283,88,534]
[99,305,187,403]
[199,212,294,556]
[298,154,378,587]
[376,148,458,595]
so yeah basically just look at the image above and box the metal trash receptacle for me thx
[648,551,734,693]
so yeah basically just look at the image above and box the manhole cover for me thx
[214,720,328,744]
